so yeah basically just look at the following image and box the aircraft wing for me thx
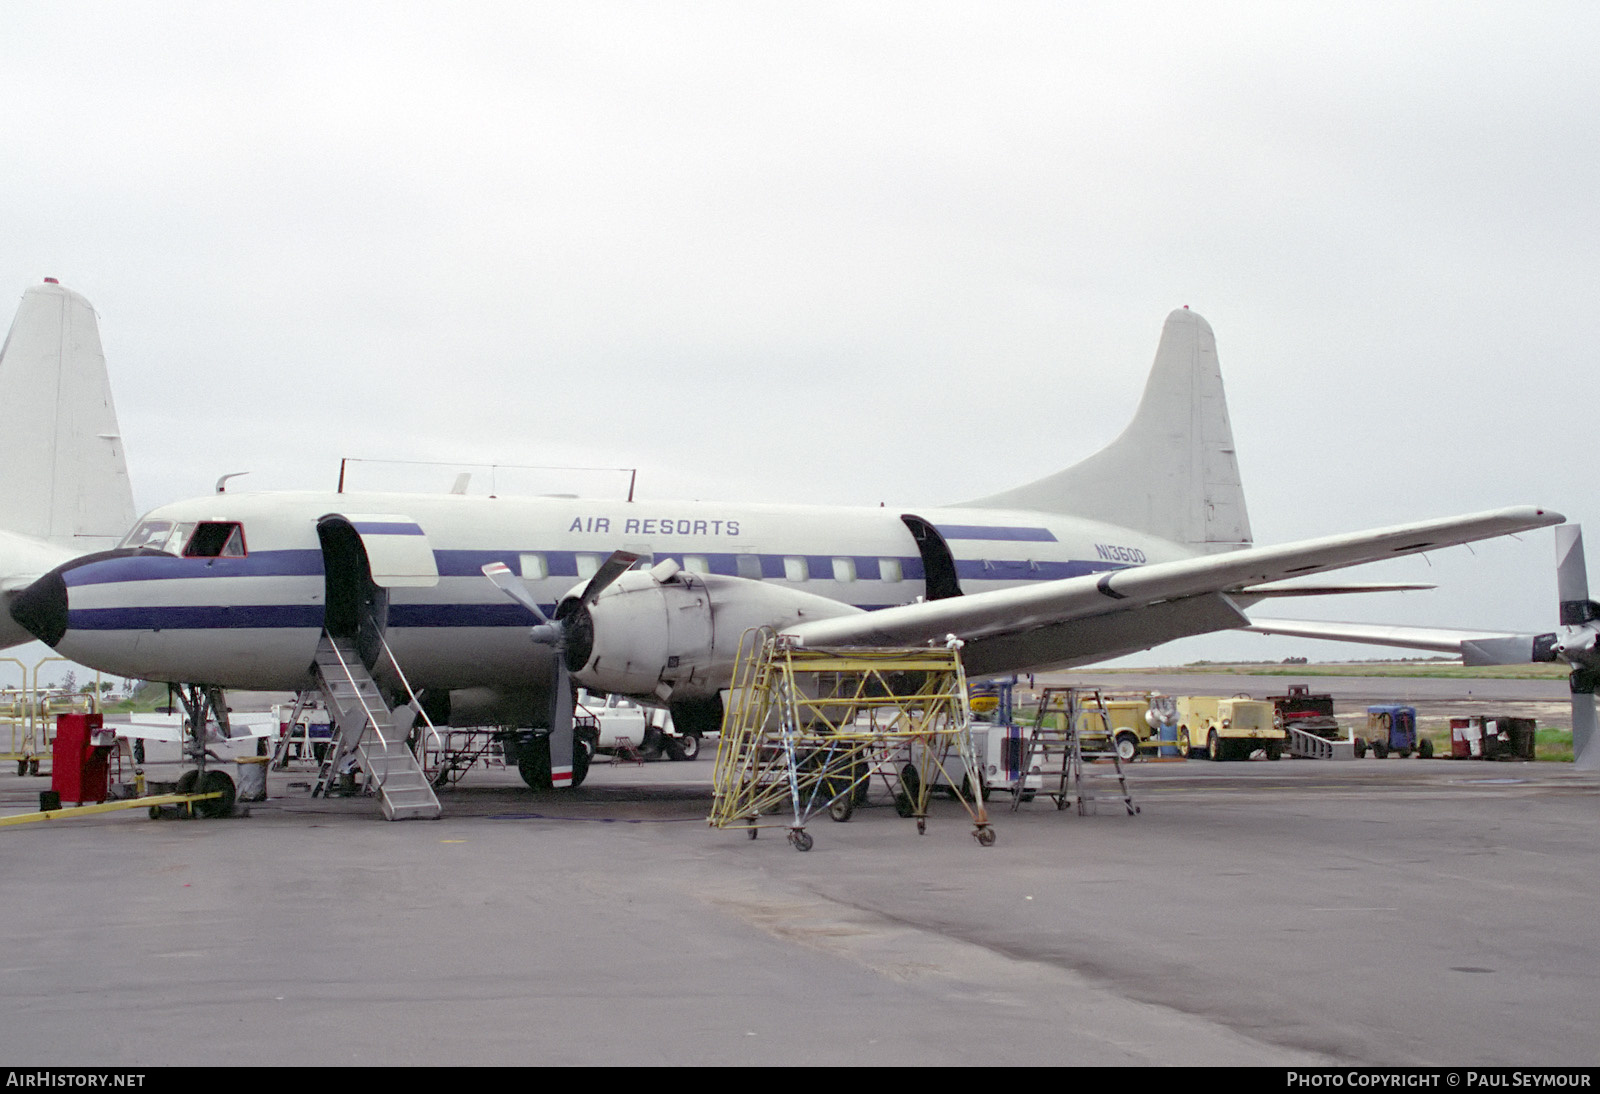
[782,506,1561,676]
[1241,617,1549,665]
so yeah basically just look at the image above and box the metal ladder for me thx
[1011,687,1139,817]
[310,633,441,820]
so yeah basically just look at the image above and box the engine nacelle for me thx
[558,561,863,702]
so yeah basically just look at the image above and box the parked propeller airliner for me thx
[7,308,1563,790]
[0,279,137,649]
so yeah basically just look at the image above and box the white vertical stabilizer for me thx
[962,308,1251,553]
[0,281,136,550]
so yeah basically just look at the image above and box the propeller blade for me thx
[1570,684,1598,771]
[481,561,553,625]
[548,661,577,788]
[1461,635,1546,666]
[1555,525,1589,608]
[579,550,642,606]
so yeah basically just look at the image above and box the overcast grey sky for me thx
[1,2,1590,666]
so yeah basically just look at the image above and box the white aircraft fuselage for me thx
[25,488,1187,697]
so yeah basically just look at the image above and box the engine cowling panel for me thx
[562,568,862,701]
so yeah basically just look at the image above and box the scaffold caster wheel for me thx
[788,829,813,852]
[974,826,996,847]
[747,827,758,840]
[916,818,926,835]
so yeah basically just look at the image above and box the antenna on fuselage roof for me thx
[334,457,639,499]
[215,472,249,494]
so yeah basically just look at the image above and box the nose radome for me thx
[10,569,68,647]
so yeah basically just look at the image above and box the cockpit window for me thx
[120,519,203,556]
[120,520,174,551]
[183,522,247,558]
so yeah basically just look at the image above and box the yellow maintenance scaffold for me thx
[709,629,995,852]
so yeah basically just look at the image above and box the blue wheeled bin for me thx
[1365,705,1432,758]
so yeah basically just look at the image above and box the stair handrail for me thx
[323,638,395,755]
[374,630,444,762]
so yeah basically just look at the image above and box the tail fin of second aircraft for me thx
[963,307,1252,553]
[0,280,136,551]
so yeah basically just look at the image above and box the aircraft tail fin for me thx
[0,280,136,551]
[962,308,1252,553]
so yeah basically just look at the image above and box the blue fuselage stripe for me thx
[62,550,324,587]
[67,605,326,630]
[57,548,1130,633]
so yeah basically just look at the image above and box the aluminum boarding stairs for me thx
[311,633,441,820]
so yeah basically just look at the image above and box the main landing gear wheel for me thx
[567,736,592,789]
[195,770,236,819]
[788,829,813,852]
[516,736,553,790]
[676,734,700,761]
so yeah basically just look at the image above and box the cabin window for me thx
[783,557,808,582]
[736,554,763,580]
[832,557,856,582]
[183,522,247,558]
[880,558,903,582]
[684,555,709,574]
[575,553,601,579]
[520,553,548,580]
